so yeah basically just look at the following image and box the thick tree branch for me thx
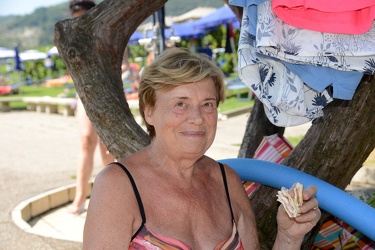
[54,0,167,159]
[238,97,285,158]
[251,76,375,248]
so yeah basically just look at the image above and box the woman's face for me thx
[144,78,218,158]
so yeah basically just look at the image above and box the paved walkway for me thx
[0,110,372,248]
[0,111,84,249]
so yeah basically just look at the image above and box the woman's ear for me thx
[144,106,154,125]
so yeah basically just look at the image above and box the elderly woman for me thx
[83,48,320,249]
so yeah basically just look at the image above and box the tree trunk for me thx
[54,0,168,159]
[226,1,243,23]
[238,97,285,158]
[251,75,375,249]
[55,1,375,248]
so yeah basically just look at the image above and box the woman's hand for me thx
[276,184,321,244]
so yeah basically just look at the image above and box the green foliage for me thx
[128,45,148,67]
[18,85,67,97]
[218,53,234,74]
[0,53,68,85]
[0,3,70,49]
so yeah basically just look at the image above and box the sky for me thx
[0,0,68,16]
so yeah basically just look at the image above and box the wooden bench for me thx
[0,97,24,112]
[23,96,76,116]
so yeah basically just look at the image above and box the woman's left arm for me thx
[224,165,261,249]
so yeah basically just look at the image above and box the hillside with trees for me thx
[0,0,224,50]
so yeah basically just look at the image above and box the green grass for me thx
[220,90,253,113]
[285,135,304,147]
[19,85,70,97]
[0,85,75,110]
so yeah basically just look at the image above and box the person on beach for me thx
[67,0,114,215]
[83,48,321,249]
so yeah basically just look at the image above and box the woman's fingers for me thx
[296,204,321,224]
[302,184,318,201]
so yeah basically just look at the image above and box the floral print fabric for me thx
[237,4,333,126]
[231,0,375,126]
[256,1,375,74]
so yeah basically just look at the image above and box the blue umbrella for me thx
[194,4,240,31]
[144,21,205,41]
[172,21,206,40]
[129,31,144,45]
[14,46,22,71]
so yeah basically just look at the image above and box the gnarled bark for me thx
[250,75,375,249]
[54,0,168,159]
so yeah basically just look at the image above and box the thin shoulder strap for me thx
[219,162,235,221]
[111,162,146,223]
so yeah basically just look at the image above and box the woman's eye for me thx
[203,102,215,108]
[176,102,186,107]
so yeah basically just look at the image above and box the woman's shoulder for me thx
[218,162,247,198]
[90,162,142,219]
[220,162,242,182]
[94,161,137,194]
[84,162,141,247]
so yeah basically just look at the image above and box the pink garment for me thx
[272,0,375,34]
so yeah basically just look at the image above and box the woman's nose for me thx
[187,106,203,124]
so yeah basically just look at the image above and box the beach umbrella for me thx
[144,21,205,41]
[128,31,144,45]
[172,21,205,40]
[194,4,240,31]
[19,50,47,61]
[0,47,15,59]
[47,46,59,56]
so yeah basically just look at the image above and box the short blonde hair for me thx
[138,47,225,139]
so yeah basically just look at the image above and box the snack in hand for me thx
[276,182,304,218]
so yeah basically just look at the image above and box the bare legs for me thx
[68,98,114,214]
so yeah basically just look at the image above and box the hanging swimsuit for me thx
[113,162,244,250]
